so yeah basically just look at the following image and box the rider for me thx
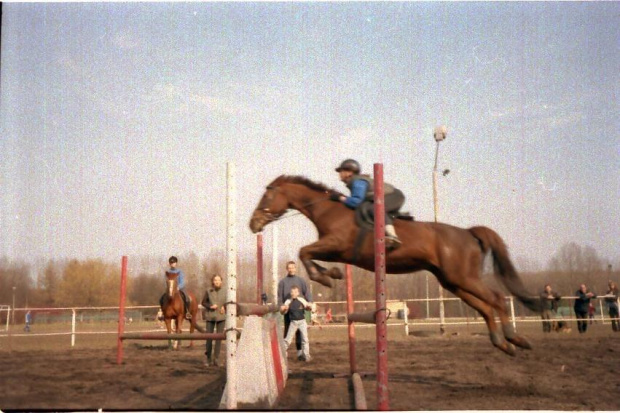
[330,159,405,248]
[162,256,192,320]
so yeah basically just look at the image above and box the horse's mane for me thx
[271,175,333,193]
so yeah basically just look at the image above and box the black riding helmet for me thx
[335,159,361,174]
[169,256,178,264]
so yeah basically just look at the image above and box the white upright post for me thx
[225,162,238,409]
[403,300,409,336]
[71,309,76,347]
[272,224,279,304]
[509,296,517,331]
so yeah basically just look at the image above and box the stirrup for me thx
[185,313,192,320]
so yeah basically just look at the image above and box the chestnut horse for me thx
[161,272,204,348]
[249,175,541,356]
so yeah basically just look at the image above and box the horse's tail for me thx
[468,226,541,313]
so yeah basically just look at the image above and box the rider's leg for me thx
[384,190,405,246]
[180,289,192,319]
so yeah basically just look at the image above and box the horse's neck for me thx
[287,185,349,231]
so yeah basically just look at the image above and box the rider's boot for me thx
[182,292,192,320]
[385,224,402,249]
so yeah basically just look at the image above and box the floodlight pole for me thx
[433,126,447,335]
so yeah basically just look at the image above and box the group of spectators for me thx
[540,281,619,334]
[198,260,316,367]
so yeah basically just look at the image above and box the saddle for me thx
[354,201,414,231]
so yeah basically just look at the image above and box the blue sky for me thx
[1,2,618,273]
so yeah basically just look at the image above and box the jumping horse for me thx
[161,272,204,349]
[249,175,541,356]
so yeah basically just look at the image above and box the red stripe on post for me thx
[270,321,285,395]
[257,234,264,305]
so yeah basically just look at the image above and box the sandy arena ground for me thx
[1,322,619,411]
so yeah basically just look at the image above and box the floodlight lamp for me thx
[433,125,447,142]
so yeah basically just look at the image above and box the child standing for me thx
[280,286,312,362]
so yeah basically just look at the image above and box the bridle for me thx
[258,184,332,223]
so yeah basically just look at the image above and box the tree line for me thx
[1,242,618,311]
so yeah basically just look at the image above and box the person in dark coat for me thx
[540,284,561,333]
[202,274,226,366]
[277,261,312,361]
[574,284,596,334]
[605,281,619,332]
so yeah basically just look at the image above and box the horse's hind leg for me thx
[450,287,517,357]
[491,291,532,350]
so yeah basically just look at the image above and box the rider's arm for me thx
[344,179,369,208]
[177,270,186,290]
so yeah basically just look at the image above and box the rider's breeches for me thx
[206,320,225,360]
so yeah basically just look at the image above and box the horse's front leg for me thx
[299,238,344,288]
[164,318,174,350]
[172,316,183,350]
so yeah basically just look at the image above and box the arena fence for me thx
[2,295,618,345]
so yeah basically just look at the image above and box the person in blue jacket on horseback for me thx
[330,159,405,248]
[162,256,192,320]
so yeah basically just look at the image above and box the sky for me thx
[1,2,619,275]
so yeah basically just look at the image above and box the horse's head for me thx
[165,271,179,297]
[250,180,290,233]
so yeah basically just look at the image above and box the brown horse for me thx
[249,175,541,356]
[161,272,204,348]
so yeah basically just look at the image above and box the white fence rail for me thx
[1,295,618,348]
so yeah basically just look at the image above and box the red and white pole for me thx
[116,255,128,365]
[373,163,389,410]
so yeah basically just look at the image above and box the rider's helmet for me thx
[335,159,361,174]
[169,256,178,264]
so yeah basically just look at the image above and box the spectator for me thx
[310,303,322,329]
[325,308,333,323]
[277,261,312,361]
[588,302,596,324]
[574,284,596,334]
[540,284,561,333]
[280,286,312,362]
[202,274,226,367]
[24,310,32,333]
[604,281,619,332]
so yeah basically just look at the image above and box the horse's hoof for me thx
[329,268,344,280]
[499,342,517,357]
[507,335,533,350]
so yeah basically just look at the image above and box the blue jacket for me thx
[344,179,369,208]
[166,268,186,290]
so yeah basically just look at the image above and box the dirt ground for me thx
[1,323,619,411]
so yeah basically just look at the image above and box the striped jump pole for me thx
[116,256,128,365]
[345,163,390,410]
[373,163,389,411]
